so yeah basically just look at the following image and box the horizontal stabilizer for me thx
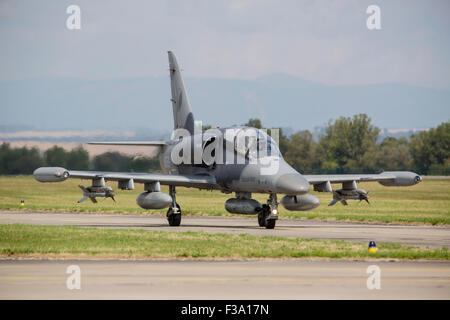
[88,141,166,147]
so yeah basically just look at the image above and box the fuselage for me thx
[159,126,310,196]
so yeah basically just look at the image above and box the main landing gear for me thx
[167,185,181,226]
[257,193,279,229]
[166,187,279,229]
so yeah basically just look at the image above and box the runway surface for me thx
[1,210,449,248]
[0,259,448,299]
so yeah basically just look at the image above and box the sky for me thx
[0,0,449,135]
[1,0,449,88]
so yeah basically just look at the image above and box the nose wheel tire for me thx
[265,219,276,229]
[167,203,181,226]
[258,205,269,227]
[258,205,277,229]
[258,212,266,227]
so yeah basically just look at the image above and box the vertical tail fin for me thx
[168,51,195,134]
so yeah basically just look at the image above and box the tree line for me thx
[243,114,449,175]
[0,114,448,175]
[0,144,160,175]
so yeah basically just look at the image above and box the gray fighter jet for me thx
[33,51,422,229]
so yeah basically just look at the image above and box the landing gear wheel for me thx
[258,213,265,227]
[264,193,278,229]
[258,205,269,227]
[167,203,181,226]
[265,219,276,229]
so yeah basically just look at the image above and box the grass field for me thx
[0,224,448,260]
[0,176,449,225]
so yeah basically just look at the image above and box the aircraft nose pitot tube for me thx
[33,167,69,182]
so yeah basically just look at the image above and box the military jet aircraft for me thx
[33,51,422,229]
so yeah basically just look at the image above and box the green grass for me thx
[0,224,447,259]
[0,176,449,225]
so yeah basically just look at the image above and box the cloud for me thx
[0,0,449,88]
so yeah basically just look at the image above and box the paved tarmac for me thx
[0,259,448,299]
[0,210,449,248]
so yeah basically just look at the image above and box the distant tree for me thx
[283,130,317,173]
[93,152,131,171]
[375,137,412,171]
[0,143,11,174]
[131,156,161,172]
[66,146,90,170]
[0,143,44,174]
[12,147,43,174]
[409,122,450,175]
[93,152,160,172]
[244,118,262,129]
[44,146,68,167]
[317,114,380,173]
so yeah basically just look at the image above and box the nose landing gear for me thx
[257,193,278,229]
[167,185,181,226]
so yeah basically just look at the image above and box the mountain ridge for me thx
[1,75,448,132]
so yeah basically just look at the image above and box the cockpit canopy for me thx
[230,127,282,159]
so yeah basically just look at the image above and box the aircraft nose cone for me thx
[275,173,310,195]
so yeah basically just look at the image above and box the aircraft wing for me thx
[34,167,218,189]
[303,172,397,184]
[303,171,422,187]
